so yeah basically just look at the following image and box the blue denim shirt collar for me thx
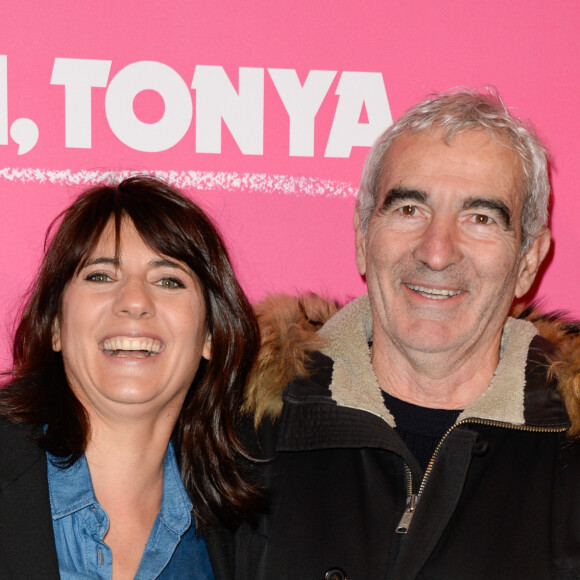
[47,442,213,579]
[48,453,95,518]
[47,442,192,534]
[157,442,193,535]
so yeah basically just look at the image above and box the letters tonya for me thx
[43,59,390,156]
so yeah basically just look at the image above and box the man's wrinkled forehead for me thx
[376,128,525,210]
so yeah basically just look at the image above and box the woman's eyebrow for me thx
[81,257,190,274]
[149,258,190,273]
[82,256,118,267]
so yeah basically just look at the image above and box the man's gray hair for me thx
[356,88,550,252]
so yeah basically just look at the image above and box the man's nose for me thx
[412,216,463,271]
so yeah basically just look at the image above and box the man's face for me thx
[355,129,549,363]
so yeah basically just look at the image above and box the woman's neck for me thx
[84,416,174,580]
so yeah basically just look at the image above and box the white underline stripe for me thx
[0,168,357,198]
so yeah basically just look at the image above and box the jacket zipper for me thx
[395,418,567,534]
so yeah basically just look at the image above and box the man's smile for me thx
[405,284,463,299]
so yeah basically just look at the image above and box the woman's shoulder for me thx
[0,418,44,470]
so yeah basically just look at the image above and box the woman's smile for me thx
[100,336,165,357]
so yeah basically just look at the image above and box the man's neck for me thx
[371,331,502,410]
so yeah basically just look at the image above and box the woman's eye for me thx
[158,277,185,289]
[85,272,111,283]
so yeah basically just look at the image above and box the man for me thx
[229,89,580,579]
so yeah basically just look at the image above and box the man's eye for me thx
[473,214,493,225]
[399,205,417,216]
[158,277,185,289]
[85,272,111,283]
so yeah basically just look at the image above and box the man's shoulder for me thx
[512,307,580,436]
[243,293,342,427]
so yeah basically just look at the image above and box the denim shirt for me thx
[47,443,214,580]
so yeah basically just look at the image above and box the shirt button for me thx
[325,568,347,580]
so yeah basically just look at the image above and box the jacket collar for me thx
[245,293,580,435]
[319,294,569,429]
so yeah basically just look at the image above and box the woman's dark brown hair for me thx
[0,175,261,528]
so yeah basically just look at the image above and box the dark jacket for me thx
[0,419,232,580]
[0,420,60,579]
[230,294,580,580]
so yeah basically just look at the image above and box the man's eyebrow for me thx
[379,187,428,212]
[462,197,512,229]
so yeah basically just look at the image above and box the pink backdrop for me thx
[1,0,578,368]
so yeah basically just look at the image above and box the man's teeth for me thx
[406,284,463,299]
[101,337,162,357]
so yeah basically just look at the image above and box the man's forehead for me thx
[378,128,524,203]
[383,128,516,166]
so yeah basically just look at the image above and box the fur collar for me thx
[244,294,580,436]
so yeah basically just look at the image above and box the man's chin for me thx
[398,321,468,355]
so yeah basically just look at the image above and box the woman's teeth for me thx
[101,337,162,357]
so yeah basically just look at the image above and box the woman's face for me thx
[52,218,211,423]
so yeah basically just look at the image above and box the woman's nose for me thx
[113,278,154,318]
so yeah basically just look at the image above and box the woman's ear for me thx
[51,318,62,352]
[202,334,211,360]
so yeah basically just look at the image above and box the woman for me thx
[0,176,261,579]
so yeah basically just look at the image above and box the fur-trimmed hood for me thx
[244,293,580,436]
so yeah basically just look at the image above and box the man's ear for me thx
[51,318,62,352]
[354,210,367,276]
[515,228,551,298]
